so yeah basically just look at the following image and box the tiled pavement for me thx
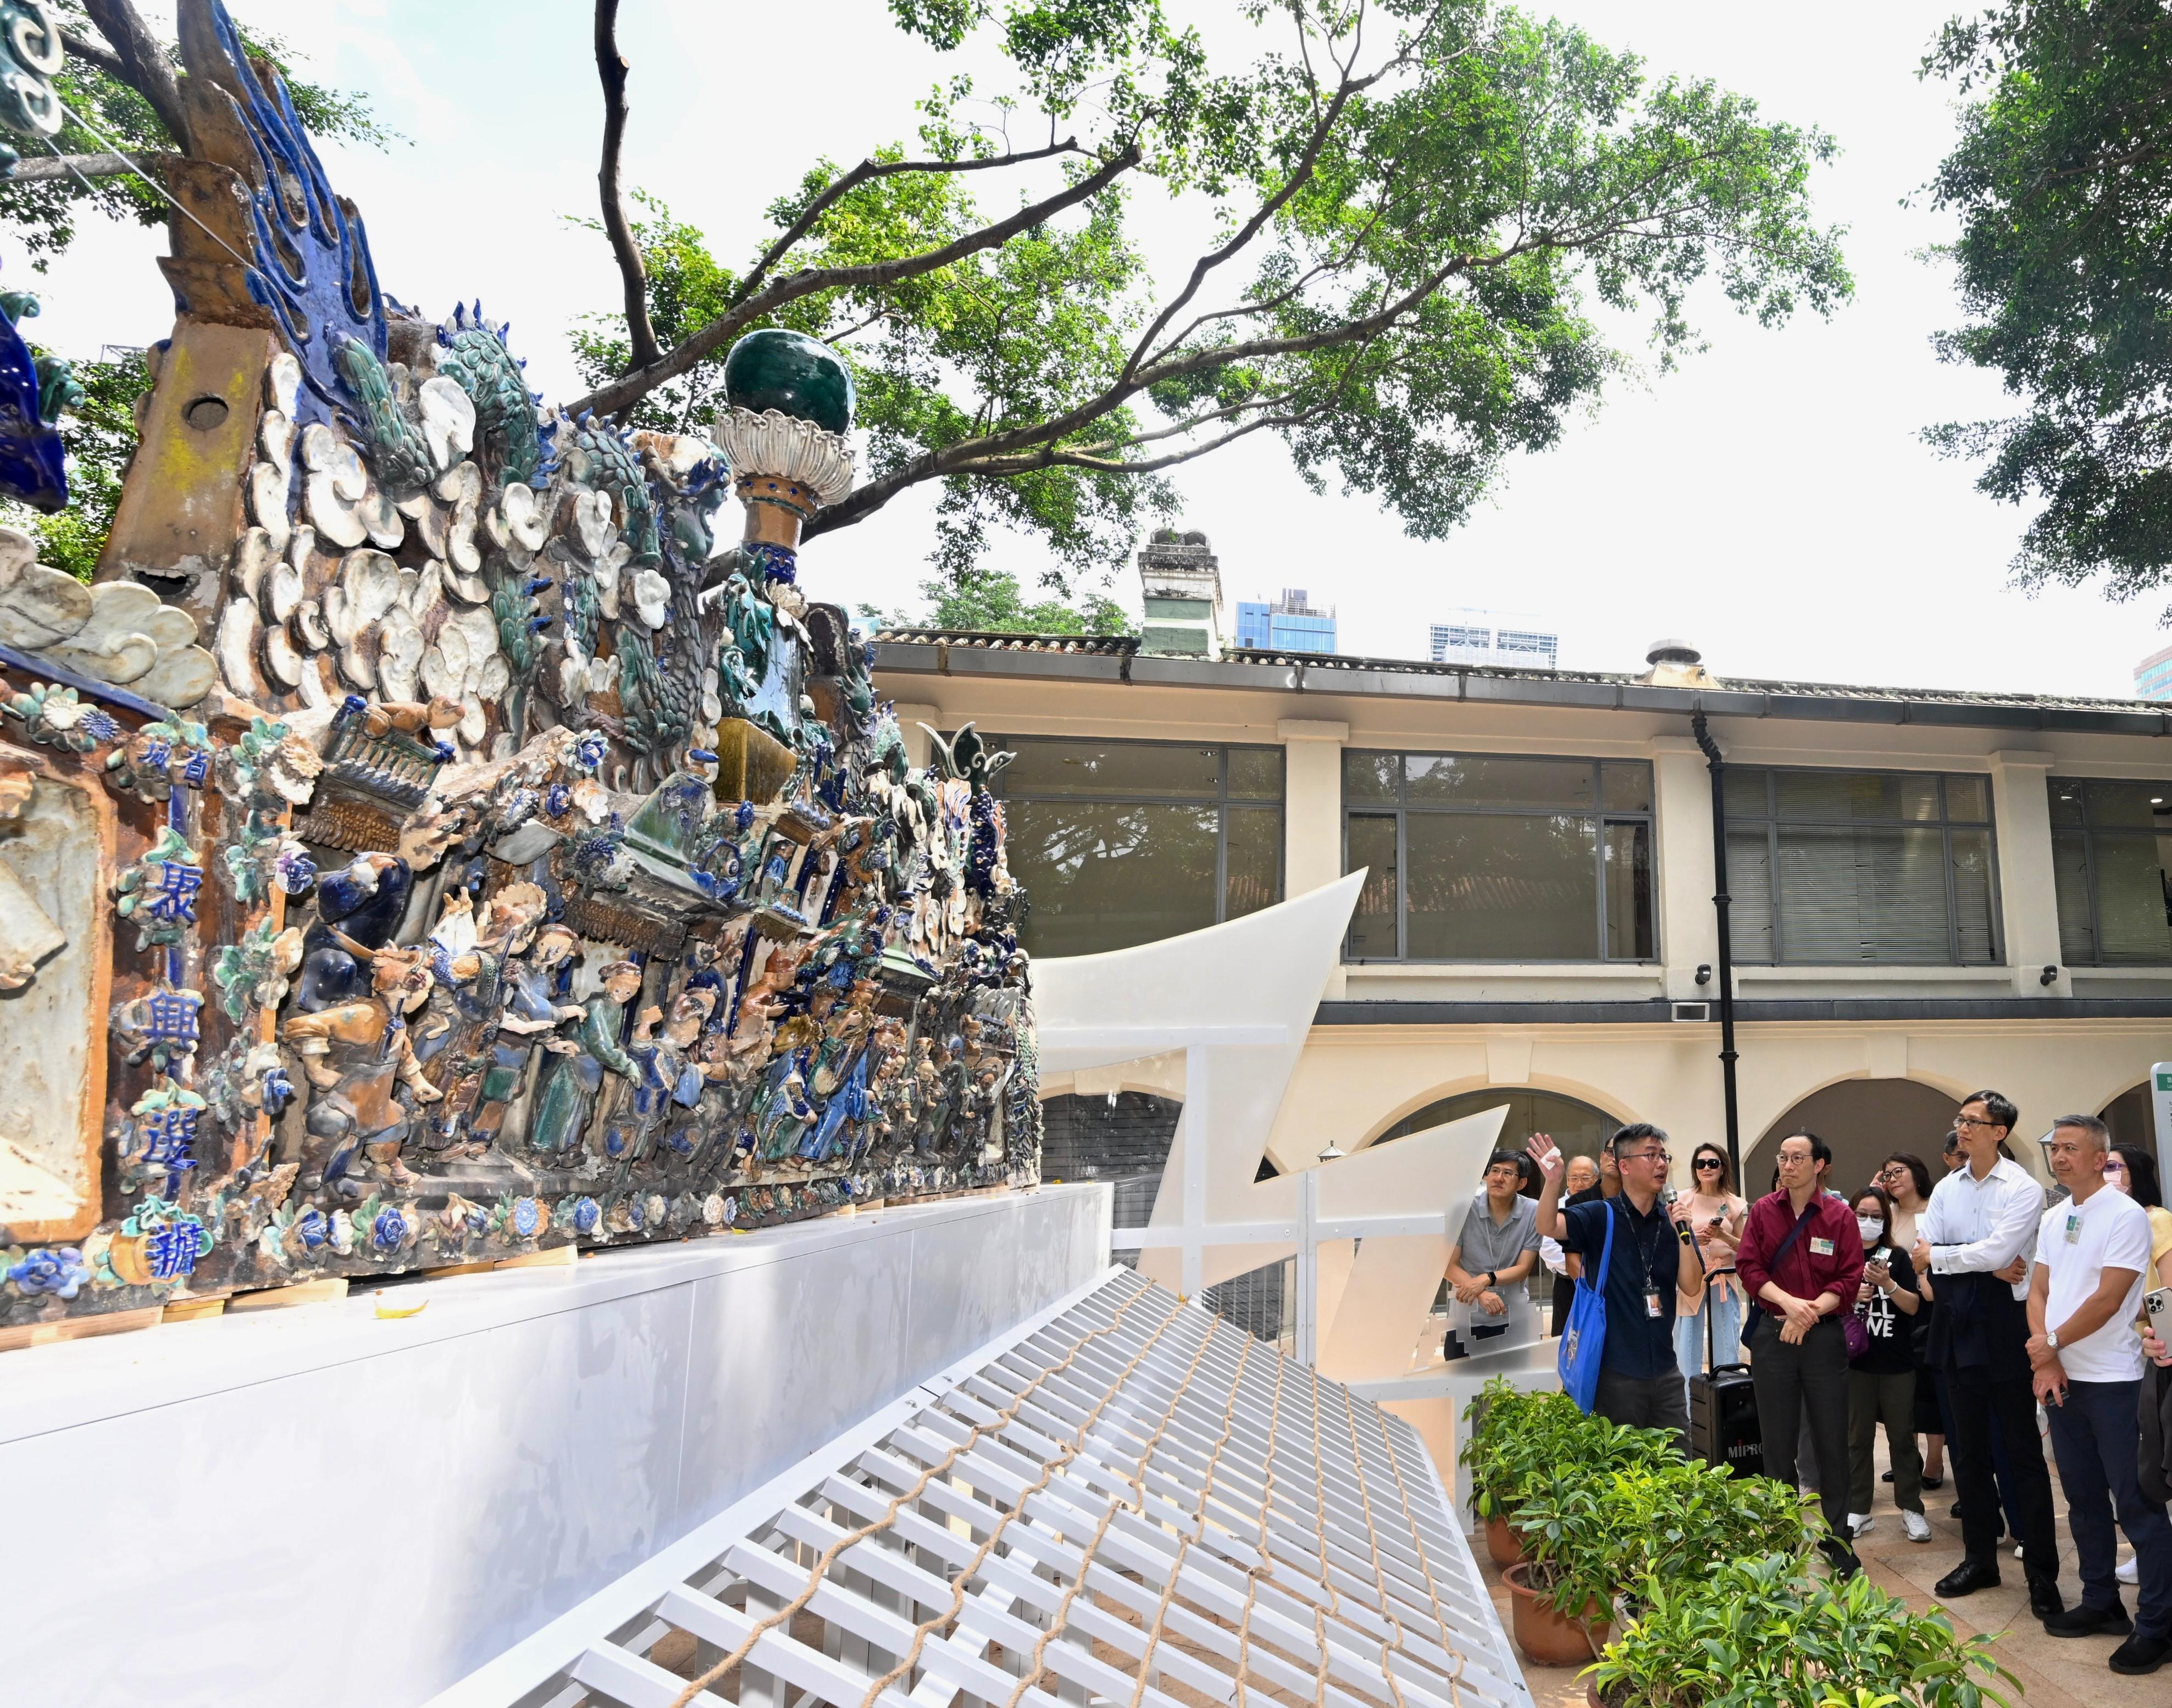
[1479,1430,2165,1708]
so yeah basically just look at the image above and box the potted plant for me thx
[1500,1469,1621,1664]
[1465,1382,1585,1565]
[1583,1552,2020,1708]
[1506,1455,1811,1668]
[1464,1382,1678,1567]
[1605,1457,1811,1596]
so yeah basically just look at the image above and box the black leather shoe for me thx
[2028,1574,2065,1621]
[2043,1602,2131,1639]
[1935,1560,2001,1598]
[2110,1633,2171,1676]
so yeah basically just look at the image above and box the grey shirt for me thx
[1451,1192,1541,1277]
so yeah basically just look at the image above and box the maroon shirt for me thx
[1736,1189,1865,1318]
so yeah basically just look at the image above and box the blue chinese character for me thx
[145,989,201,1045]
[145,1218,203,1280]
[147,859,203,923]
[180,747,210,788]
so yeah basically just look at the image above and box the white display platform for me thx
[0,1183,1112,1708]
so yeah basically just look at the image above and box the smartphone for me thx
[2148,1285,2172,1332]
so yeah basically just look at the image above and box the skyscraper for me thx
[1235,589,1337,654]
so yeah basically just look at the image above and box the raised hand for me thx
[1525,1132,1565,1184]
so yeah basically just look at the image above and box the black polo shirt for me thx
[1562,1193,1680,1379]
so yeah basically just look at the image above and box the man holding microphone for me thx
[1527,1124,1703,1455]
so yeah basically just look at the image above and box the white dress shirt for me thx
[1922,1155,2047,1301]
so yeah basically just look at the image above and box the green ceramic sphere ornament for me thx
[723,330,855,437]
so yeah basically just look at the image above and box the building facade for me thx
[1237,589,1339,655]
[873,630,2172,1199]
[1429,609,1561,670]
[2135,642,2172,702]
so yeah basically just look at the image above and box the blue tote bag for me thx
[1557,1200,1616,1412]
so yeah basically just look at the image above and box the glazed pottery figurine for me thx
[529,958,644,1161]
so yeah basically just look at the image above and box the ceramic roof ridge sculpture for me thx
[0,0,1038,1331]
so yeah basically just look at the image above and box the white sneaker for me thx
[1902,1511,1932,1543]
[2119,1555,2140,1584]
[1848,1513,1875,1537]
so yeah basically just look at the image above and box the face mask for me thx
[1857,1218,1883,1245]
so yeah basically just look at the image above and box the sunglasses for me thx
[2103,1160,2129,1174]
[1694,1157,1724,1169]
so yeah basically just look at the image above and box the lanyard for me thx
[1619,1200,1667,1289]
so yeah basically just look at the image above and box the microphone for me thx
[1663,1184,1694,1244]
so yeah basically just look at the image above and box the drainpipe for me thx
[1691,712,1742,1185]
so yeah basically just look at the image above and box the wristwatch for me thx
[1483,1270,1498,1288]
[2045,1329,2060,1351]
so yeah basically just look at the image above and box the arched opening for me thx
[2099,1081,2162,1169]
[1372,1088,1622,1167]
[1754,1079,1962,1201]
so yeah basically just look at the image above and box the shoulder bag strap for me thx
[1759,1203,1818,1313]
[1592,1194,1618,1289]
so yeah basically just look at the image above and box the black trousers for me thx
[1944,1357,2060,1579]
[1752,1316,1853,1554]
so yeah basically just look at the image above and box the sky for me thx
[24,1,2168,700]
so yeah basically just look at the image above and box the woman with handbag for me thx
[1847,1185,1931,1542]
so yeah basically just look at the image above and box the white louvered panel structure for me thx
[440,1267,1532,1708]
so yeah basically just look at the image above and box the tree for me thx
[0,343,148,578]
[858,566,1135,635]
[579,0,1850,624]
[1923,0,2172,605]
[0,0,397,270]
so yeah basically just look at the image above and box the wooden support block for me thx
[227,1277,350,1313]
[494,1243,580,1272]
[0,1304,165,1353]
[418,1260,496,1279]
[162,1295,228,1323]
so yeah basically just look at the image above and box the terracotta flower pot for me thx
[1484,1511,1525,1568]
[1501,1561,1610,1668]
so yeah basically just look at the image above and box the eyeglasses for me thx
[1953,1114,2000,1130]
[1624,1149,1670,1166]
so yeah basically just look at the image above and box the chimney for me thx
[1638,639,1714,688]
[1137,528,1224,657]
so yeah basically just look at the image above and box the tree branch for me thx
[735,135,1085,313]
[567,141,1142,420]
[81,0,191,152]
[7,150,154,182]
[59,27,124,78]
[594,0,662,376]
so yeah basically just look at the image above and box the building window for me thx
[2048,778,2172,964]
[1341,752,1655,962]
[994,737,1283,957]
[1495,629,1560,665]
[1722,768,2000,964]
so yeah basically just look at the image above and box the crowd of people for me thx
[1445,1094,2172,1677]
